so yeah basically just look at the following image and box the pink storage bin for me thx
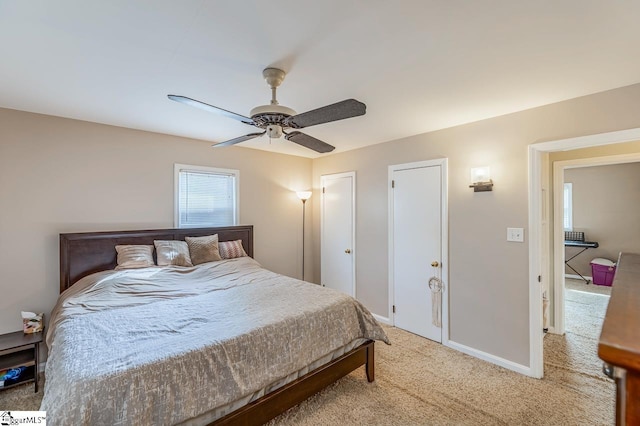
[590,258,616,286]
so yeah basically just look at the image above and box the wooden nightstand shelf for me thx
[0,331,43,393]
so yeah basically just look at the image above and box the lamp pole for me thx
[296,191,312,281]
[301,198,307,281]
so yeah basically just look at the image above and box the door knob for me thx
[345,249,351,254]
[431,261,439,267]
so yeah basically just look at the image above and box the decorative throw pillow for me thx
[218,240,248,259]
[154,240,193,267]
[115,245,155,270]
[185,234,222,265]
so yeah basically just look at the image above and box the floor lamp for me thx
[296,191,312,281]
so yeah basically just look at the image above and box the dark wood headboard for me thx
[59,225,253,293]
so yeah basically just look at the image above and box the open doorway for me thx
[528,128,640,378]
[560,163,630,305]
[551,154,640,336]
[542,157,640,389]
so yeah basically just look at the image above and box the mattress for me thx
[41,257,388,425]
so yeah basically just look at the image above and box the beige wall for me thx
[0,108,312,335]
[4,82,640,371]
[312,83,640,367]
[563,162,640,277]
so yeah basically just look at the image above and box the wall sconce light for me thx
[469,166,493,192]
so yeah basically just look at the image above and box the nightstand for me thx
[0,331,43,393]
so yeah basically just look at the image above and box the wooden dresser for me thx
[598,253,640,425]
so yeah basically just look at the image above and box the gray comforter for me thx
[41,257,388,425]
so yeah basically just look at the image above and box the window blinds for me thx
[178,170,236,227]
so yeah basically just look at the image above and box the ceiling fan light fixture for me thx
[266,125,283,139]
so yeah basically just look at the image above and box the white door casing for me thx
[389,159,448,343]
[321,172,356,297]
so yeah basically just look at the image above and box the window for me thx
[174,164,239,228]
[563,182,572,231]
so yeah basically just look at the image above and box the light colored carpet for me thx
[1,288,614,425]
[565,277,612,296]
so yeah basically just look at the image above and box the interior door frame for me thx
[528,127,640,379]
[388,158,449,344]
[320,171,356,297]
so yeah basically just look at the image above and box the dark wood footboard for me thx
[213,340,375,425]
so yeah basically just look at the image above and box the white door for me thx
[321,172,355,296]
[391,160,445,342]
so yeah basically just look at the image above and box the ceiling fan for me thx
[168,68,366,153]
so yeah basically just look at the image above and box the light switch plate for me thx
[507,227,524,242]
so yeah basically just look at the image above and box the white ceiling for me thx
[2,1,640,158]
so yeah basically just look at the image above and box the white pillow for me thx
[154,240,193,267]
[115,245,155,270]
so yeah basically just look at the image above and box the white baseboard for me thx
[372,313,392,325]
[545,326,558,335]
[565,273,592,281]
[446,340,533,377]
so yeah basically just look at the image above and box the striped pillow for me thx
[219,240,247,259]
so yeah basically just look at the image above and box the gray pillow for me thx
[185,234,222,265]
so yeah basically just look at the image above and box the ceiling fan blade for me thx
[285,99,366,129]
[285,131,335,153]
[212,131,266,147]
[168,95,255,125]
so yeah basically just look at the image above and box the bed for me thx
[42,225,388,425]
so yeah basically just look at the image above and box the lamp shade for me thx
[470,166,491,184]
[296,191,312,201]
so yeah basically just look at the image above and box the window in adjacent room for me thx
[174,164,239,228]
[563,182,572,231]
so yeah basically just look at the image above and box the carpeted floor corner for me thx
[268,279,614,425]
[0,374,44,411]
[268,327,613,425]
[1,282,614,425]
